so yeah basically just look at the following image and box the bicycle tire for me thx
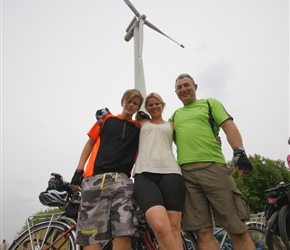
[8,220,79,250]
[278,204,290,250]
[247,227,267,249]
[265,212,286,250]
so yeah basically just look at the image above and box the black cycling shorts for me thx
[134,172,185,214]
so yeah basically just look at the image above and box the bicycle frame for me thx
[139,230,158,250]
[214,228,231,250]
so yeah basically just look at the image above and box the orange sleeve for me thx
[87,122,101,141]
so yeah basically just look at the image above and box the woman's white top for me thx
[133,120,182,175]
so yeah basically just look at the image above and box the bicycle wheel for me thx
[8,221,78,250]
[265,212,286,250]
[247,227,267,249]
[278,204,290,250]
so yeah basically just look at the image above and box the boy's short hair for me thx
[121,89,144,109]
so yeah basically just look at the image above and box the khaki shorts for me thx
[76,172,138,246]
[181,163,249,234]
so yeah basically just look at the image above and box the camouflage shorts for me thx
[76,172,138,246]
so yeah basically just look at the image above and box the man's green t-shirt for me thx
[169,98,232,166]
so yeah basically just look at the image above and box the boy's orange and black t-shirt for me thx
[83,113,140,178]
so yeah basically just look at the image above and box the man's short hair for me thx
[175,73,195,84]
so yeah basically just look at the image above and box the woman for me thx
[133,92,185,250]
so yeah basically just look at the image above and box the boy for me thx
[71,89,144,250]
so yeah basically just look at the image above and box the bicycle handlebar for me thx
[264,182,290,193]
[49,173,76,196]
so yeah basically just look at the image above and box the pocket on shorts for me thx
[232,190,250,221]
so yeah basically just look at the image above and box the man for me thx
[71,89,143,250]
[170,73,254,250]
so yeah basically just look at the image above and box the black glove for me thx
[136,111,151,120]
[231,149,253,173]
[71,170,84,186]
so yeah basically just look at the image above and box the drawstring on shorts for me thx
[100,172,119,190]
[114,172,118,182]
[100,173,106,190]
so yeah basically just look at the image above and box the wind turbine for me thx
[123,0,184,99]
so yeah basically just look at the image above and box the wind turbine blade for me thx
[139,18,144,62]
[124,17,138,42]
[125,16,137,33]
[145,20,185,48]
[123,0,140,18]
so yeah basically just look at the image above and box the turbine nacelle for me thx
[124,15,146,42]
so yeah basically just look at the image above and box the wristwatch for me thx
[234,146,244,151]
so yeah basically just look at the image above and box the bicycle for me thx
[264,182,290,250]
[8,173,81,250]
[9,173,190,250]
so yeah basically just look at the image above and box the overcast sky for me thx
[1,0,289,244]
